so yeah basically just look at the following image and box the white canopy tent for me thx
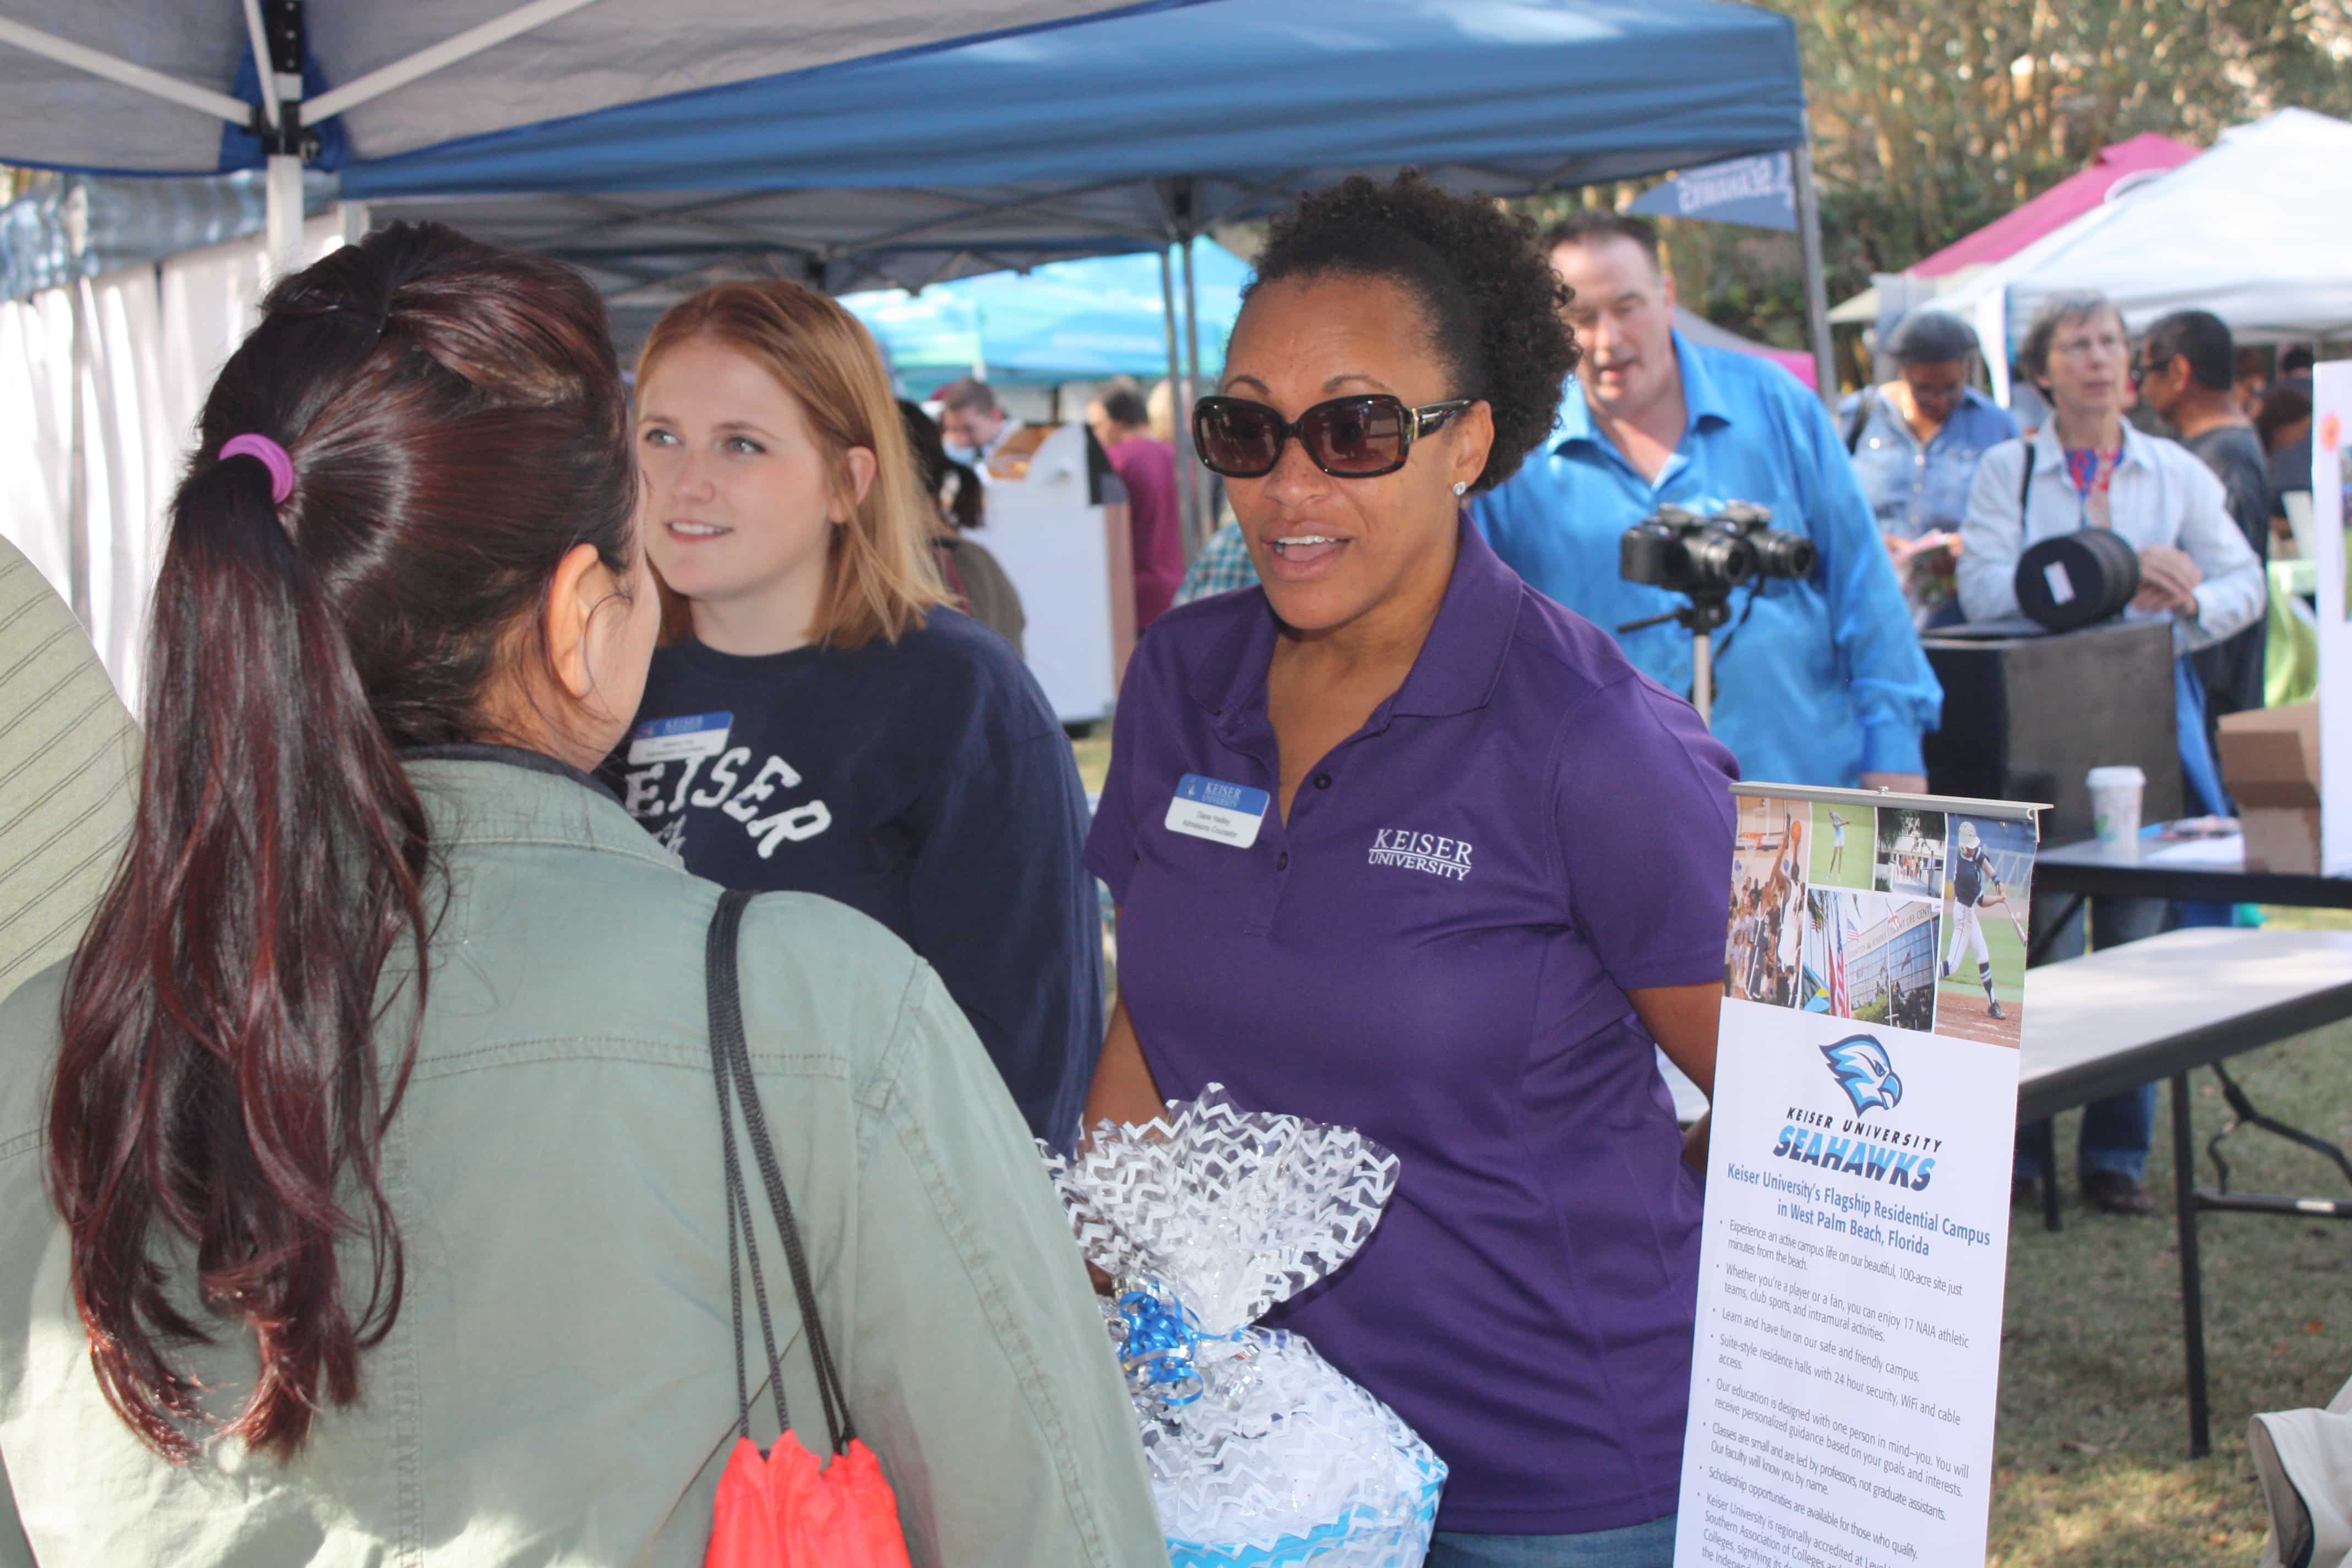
[1929,108,2352,402]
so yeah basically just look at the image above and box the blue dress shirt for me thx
[1471,335,1942,787]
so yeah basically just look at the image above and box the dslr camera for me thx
[1619,502,1816,599]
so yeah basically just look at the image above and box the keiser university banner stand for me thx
[1677,783,2041,1568]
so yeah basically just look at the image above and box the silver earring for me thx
[1451,481,1468,497]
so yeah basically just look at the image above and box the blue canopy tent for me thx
[3,0,1826,562]
[337,0,1826,530]
[844,239,1249,391]
[2,1,1824,378]
[0,0,1194,638]
[340,0,1819,324]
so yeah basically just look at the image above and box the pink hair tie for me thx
[219,433,295,504]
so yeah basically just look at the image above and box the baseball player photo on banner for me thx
[1680,786,2040,1568]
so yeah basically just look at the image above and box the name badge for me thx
[628,710,733,765]
[1164,772,1270,850]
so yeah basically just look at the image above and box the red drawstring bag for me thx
[704,890,913,1568]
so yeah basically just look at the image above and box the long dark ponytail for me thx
[46,222,636,1462]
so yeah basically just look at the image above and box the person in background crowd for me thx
[2258,375,2315,533]
[1087,377,1188,631]
[0,537,137,1005]
[1839,311,2020,627]
[1959,291,2262,1217]
[1086,171,1735,1568]
[2008,368,2053,439]
[1472,210,1941,790]
[934,375,1022,467]
[2232,346,2274,420]
[609,281,1103,1148]
[899,398,1027,655]
[1146,376,1179,445]
[2138,309,2272,720]
[1173,515,1261,603]
[0,223,1163,1567]
[2281,346,2317,378]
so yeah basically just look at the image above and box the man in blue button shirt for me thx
[1472,213,1941,789]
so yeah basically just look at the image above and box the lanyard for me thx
[2060,444,2121,529]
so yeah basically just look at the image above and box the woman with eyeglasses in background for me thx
[1081,173,1739,1568]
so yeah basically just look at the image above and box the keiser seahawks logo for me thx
[1821,1034,1903,1118]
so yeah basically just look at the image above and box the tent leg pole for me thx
[1181,233,1209,548]
[266,152,305,281]
[1159,244,1198,557]
[1793,141,1838,409]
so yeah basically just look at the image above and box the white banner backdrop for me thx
[0,210,352,708]
[2315,362,2352,875]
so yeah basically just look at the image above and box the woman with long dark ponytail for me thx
[0,224,1162,1566]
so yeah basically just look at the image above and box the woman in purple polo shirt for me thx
[1083,174,1738,1567]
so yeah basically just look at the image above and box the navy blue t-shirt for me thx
[604,608,1102,1145]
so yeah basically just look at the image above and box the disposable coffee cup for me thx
[2086,765,2146,852]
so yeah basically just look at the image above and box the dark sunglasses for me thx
[1192,393,1472,479]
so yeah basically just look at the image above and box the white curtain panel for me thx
[76,268,174,703]
[0,212,350,708]
[0,288,77,613]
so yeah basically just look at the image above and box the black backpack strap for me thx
[1843,386,1875,455]
[706,888,854,1453]
[2018,442,2035,530]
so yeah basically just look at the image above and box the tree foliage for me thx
[1519,3,2352,359]
[1783,0,2352,291]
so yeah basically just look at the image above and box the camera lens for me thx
[1749,529,1817,580]
[1683,528,1757,590]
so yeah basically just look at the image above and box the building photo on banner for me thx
[1683,785,2039,1568]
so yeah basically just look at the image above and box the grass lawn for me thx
[1992,905,2352,1566]
[1068,725,1110,800]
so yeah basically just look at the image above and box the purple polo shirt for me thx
[1086,521,1736,1535]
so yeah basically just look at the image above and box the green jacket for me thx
[0,537,138,1006]
[0,754,1166,1567]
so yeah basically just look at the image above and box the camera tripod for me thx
[1618,588,1739,726]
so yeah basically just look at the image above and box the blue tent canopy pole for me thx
[1180,219,1208,542]
[1157,241,1199,551]
[1793,138,1836,407]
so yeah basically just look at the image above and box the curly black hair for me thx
[1244,171,1578,493]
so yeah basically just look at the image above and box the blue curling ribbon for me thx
[1115,1287,1210,1407]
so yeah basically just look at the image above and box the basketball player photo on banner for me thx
[1680,786,2040,1568]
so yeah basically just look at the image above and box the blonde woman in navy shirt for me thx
[1084,175,1739,1566]
[606,282,1101,1147]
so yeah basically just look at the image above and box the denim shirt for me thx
[1839,385,2019,540]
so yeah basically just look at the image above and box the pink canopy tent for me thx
[1675,306,1816,388]
[1908,133,2198,277]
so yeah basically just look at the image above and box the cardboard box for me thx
[2217,704,2321,873]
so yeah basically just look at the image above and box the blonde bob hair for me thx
[636,279,949,649]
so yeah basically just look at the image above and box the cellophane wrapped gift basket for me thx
[1042,1085,1445,1567]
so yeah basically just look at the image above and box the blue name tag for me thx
[628,710,733,765]
[1164,772,1271,848]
